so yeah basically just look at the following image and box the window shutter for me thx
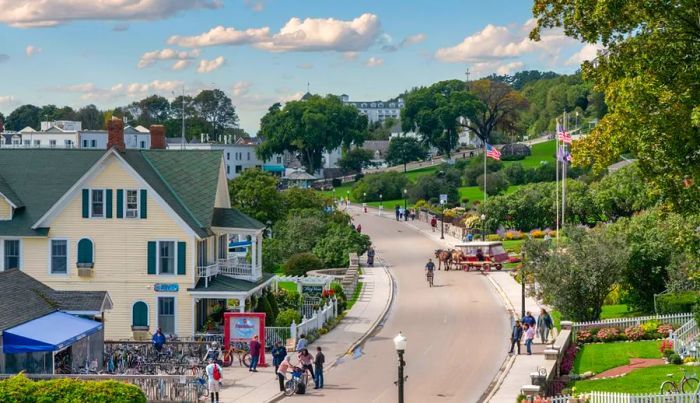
[140,189,147,219]
[77,239,94,264]
[105,189,113,218]
[116,189,123,219]
[132,302,148,327]
[82,189,89,218]
[147,241,156,274]
[177,242,186,275]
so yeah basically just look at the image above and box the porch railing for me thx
[196,257,258,287]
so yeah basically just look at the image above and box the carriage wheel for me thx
[496,264,502,271]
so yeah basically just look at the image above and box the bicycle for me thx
[222,342,251,368]
[284,367,308,396]
[426,270,434,287]
[660,367,699,394]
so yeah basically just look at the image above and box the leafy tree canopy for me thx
[385,137,429,171]
[228,169,284,224]
[5,104,41,131]
[531,0,700,212]
[338,148,374,173]
[257,95,368,173]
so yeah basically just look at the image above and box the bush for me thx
[656,291,698,314]
[476,172,509,196]
[351,171,408,201]
[596,327,621,342]
[669,352,683,365]
[331,178,342,187]
[530,229,545,238]
[0,374,146,403]
[500,143,531,161]
[464,157,501,186]
[624,325,645,341]
[576,329,596,344]
[283,253,324,276]
[407,174,459,205]
[505,230,524,240]
[313,223,371,268]
[486,234,501,241]
[255,292,276,326]
[657,324,674,337]
[275,309,302,327]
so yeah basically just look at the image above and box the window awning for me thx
[262,164,285,173]
[2,311,103,353]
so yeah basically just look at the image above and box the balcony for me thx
[196,256,260,287]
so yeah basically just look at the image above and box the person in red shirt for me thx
[248,335,261,372]
[430,216,438,232]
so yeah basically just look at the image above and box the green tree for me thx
[487,70,560,90]
[5,104,41,131]
[313,224,371,267]
[283,252,324,276]
[408,174,459,205]
[401,80,482,157]
[531,0,700,212]
[281,188,328,211]
[193,89,239,139]
[338,148,374,173]
[477,172,509,196]
[127,95,171,127]
[385,137,429,172]
[77,104,103,130]
[350,171,409,201]
[258,96,367,174]
[590,164,656,220]
[228,169,284,223]
[464,79,528,143]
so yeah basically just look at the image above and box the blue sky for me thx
[0,0,595,134]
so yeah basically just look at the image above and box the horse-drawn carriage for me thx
[452,241,509,272]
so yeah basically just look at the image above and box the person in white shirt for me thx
[205,358,223,403]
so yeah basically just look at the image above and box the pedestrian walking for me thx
[366,246,375,266]
[356,224,362,233]
[295,334,308,352]
[537,309,553,344]
[508,320,523,355]
[430,216,437,232]
[404,209,409,221]
[410,209,416,221]
[524,323,536,355]
[271,341,287,374]
[314,346,325,389]
[298,348,315,387]
[248,335,261,372]
[151,328,166,352]
[276,355,292,392]
[395,205,400,221]
[522,311,536,328]
[205,358,223,403]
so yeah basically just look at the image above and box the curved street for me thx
[320,206,511,402]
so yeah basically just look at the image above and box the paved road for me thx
[318,207,510,403]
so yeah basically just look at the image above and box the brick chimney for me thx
[149,125,166,150]
[107,118,125,152]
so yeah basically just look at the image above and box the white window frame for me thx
[34,140,41,147]
[155,295,177,336]
[1,238,22,271]
[65,140,74,148]
[49,140,57,148]
[49,238,70,276]
[90,139,97,148]
[89,189,106,219]
[82,140,89,148]
[124,189,140,219]
[140,141,146,149]
[157,240,177,276]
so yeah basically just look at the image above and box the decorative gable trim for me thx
[0,192,18,209]
[214,157,231,208]
[31,149,200,239]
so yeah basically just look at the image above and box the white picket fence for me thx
[571,313,693,341]
[547,390,700,402]
[265,298,338,347]
[670,318,700,358]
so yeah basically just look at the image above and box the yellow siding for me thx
[214,160,230,208]
[0,197,11,220]
[22,155,196,340]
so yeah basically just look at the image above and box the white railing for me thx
[196,257,258,287]
[547,390,700,402]
[572,313,693,341]
[290,299,338,343]
[670,318,700,358]
[265,327,291,347]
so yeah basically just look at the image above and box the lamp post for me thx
[480,214,486,241]
[393,332,407,403]
[440,209,445,240]
[266,220,272,238]
[379,194,383,217]
[520,246,526,319]
[403,189,407,210]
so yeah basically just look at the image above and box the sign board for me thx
[224,312,266,366]
[439,194,448,205]
[301,284,324,297]
[154,283,179,292]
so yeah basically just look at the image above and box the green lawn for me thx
[346,281,364,310]
[403,165,440,181]
[278,281,298,293]
[573,340,663,374]
[502,239,525,253]
[503,140,556,168]
[600,304,643,320]
[571,365,689,394]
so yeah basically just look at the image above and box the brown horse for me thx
[451,249,464,271]
[434,249,452,271]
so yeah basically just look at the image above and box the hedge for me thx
[656,291,698,314]
[0,374,146,403]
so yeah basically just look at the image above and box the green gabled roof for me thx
[188,272,275,292]
[0,150,105,236]
[0,173,24,207]
[212,208,265,230]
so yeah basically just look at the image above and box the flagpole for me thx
[555,118,560,247]
[562,112,567,231]
[483,140,487,206]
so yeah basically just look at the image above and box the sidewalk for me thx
[366,207,548,403]
[217,264,393,402]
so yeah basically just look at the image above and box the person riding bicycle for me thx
[425,259,435,281]
[203,341,222,364]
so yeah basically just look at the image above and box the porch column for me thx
[239,298,245,312]
[251,234,258,277]
[257,232,262,270]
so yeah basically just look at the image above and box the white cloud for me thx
[169,13,381,53]
[566,43,604,65]
[343,51,359,61]
[496,61,525,75]
[0,0,222,28]
[54,80,183,101]
[196,56,225,73]
[232,81,252,96]
[171,60,191,71]
[297,63,313,70]
[244,0,264,12]
[435,19,575,63]
[138,48,200,68]
[25,45,42,57]
[366,56,383,67]
[383,32,426,52]
[0,95,19,110]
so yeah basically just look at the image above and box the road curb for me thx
[265,264,396,403]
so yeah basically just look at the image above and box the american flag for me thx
[486,143,501,160]
[558,126,572,144]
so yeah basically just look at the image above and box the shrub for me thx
[656,291,698,314]
[530,229,545,239]
[596,327,621,342]
[660,339,674,355]
[275,309,302,327]
[505,230,524,240]
[500,143,531,161]
[624,325,646,341]
[0,374,146,403]
[576,329,596,344]
[657,324,674,337]
[407,173,459,205]
[486,234,501,241]
[283,253,324,276]
[669,352,683,365]
[351,171,408,201]
[560,344,579,375]
[464,157,502,186]
[331,178,342,187]
[476,172,510,196]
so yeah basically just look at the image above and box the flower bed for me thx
[574,323,674,344]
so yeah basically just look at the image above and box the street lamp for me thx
[520,246,526,319]
[440,209,445,240]
[403,189,407,210]
[480,214,486,240]
[266,220,272,238]
[379,194,383,208]
[393,332,407,403]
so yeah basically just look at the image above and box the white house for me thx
[341,94,404,124]
[80,126,151,150]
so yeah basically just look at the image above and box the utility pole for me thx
[465,66,471,83]
[180,86,186,150]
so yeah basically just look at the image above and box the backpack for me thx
[212,364,221,381]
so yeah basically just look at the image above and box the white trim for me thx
[156,239,178,276]
[155,295,177,336]
[123,188,141,219]
[88,188,106,219]
[32,149,199,239]
[76,237,95,265]
[48,238,70,276]
[0,192,18,209]
[131,300,150,328]
[0,238,22,271]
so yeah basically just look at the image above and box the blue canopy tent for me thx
[3,312,103,353]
